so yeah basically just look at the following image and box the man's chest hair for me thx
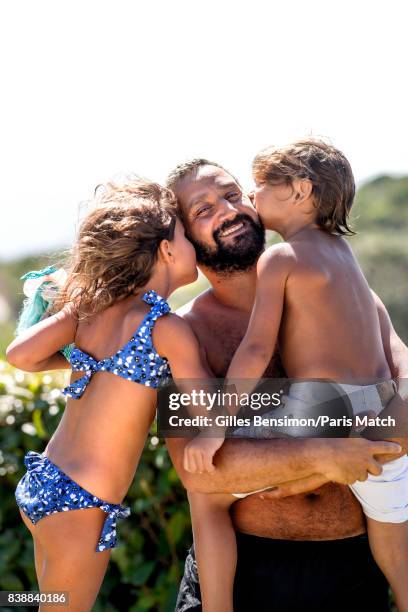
[199,320,284,379]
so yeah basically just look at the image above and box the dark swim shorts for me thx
[175,532,390,612]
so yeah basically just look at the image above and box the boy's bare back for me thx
[279,228,391,383]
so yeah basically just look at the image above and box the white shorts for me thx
[351,455,408,523]
[233,381,408,522]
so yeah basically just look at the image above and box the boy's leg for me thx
[350,453,408,611]
[367,519,408,612]
[188,491,236,612]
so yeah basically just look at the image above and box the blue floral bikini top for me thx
[62,290,172,399]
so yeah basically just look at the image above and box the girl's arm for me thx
[6,306,76,371]
[154,313,223,473]
[154,312,212,380]
[154,313,214,417]
[225,245,292,400]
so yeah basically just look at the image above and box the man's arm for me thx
[255,293,408,499]
[165,436,400,494]
[168,292,402,497]
[360,291,408,456]
[372,289,408,378]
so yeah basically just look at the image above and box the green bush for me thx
[352,231,408,343]
[0,362,192,611]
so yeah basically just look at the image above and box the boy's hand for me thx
[183,434,225,474]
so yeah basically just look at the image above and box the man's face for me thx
[175,165,265,274]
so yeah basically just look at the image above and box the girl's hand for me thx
[183,434,225,474]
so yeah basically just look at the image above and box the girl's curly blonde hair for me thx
[56,177,178,318]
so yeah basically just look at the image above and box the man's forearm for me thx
[166,436,326,494]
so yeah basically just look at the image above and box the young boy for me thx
[184,139,408,611]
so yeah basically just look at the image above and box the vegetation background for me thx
[0,175,406,610]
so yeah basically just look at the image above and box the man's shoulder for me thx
[175,288,214,322]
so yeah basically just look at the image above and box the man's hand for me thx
[317,438,401,484]
[259,474,329,499]
[183,434,225,474]
[259,438,402,500]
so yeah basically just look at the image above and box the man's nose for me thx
[218,200,240,223]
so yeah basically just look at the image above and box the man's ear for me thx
[293,179,313,204]
[158,239,175,264]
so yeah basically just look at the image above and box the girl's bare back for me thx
[46,297,158,504]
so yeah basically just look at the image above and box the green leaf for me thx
[0,573,24,590]
[166,511,186,546]
[132,593,157,610]
[32,408,47,438]
[130,561,155,586]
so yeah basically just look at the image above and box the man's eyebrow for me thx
[188,182,242,213]
[190,182,240,204]
[215,181,241,191]
[189,191,212,209]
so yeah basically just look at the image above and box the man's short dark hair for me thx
[165,158,241,193]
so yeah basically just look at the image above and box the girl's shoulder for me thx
[152,312,198,355]
[154,311,192,335]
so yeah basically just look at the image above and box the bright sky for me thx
[1,0,407,260]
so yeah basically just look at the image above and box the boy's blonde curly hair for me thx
[252,138,356,236]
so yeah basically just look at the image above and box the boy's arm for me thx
[225,246,291,395]
[6,306,76,371]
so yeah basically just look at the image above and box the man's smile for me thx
[218,221,245,238]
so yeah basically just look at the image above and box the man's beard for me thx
[188,214,265,274]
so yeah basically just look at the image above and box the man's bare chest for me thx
[196,315,283,378]
[197,322,241,377]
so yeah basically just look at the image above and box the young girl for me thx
[184,140,408,612]
[6,178,210,611]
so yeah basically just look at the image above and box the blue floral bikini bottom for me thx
[15,451,130,552]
